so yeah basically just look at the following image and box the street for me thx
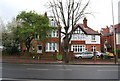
[2,63,119,80]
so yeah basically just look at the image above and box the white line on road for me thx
[97,70,118,72]
[58,69,72,71]
[76,65,118,68]
[27,68,72,71]
[27,68,49,71]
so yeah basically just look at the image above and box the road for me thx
[2,63,119,80]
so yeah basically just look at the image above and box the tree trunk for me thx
[63,35,69,63]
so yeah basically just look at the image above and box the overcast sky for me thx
[0,0,119,31]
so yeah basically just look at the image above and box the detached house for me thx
[70,18,101,54]
[113,24,120,50]
[30,15,61,55]
[100,24,120,53]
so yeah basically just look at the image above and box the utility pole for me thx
[111,0,117,64]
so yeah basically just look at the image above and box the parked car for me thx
[94,51,106,58]
[104,52,114,58]
[74,52,94,59]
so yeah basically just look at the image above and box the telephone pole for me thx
[111,0,117,64]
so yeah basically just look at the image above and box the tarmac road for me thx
[2,62,119,80]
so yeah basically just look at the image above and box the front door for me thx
[37,44,42,53]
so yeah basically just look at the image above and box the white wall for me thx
[71,34,100,44]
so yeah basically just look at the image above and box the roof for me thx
[101,32,111,36]
[111,24,120,33]
[74,24,101,35]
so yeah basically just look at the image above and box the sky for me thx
[0,0,119,31]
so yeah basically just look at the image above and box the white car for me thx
[95,51,105,58]
[74,52,94,59]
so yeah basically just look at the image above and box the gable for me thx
[73,24,101,35]
[73,27,86,34]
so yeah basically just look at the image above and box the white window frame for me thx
[91,46,96,52]
[91,35,95,41]
[72,28,86,40]
[71,45,86,53]
[72,34,85,40]
[46,43,58,52]
[47,30,58,37]
[37,44,42,53]
[50,20,56,26]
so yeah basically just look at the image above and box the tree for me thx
[10,11,52,53]
[2,18,20,55]
[49,0,91,63]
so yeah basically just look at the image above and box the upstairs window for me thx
[47,30,58,37]
[35,34,40,40]
[50,19,56,26]
[72,28,86,40]
[73,28,82,34]
[92,35,95,41]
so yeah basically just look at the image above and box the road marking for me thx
[27,68,72,71]
[27,68,49,71]
[22,64,34,65]
[58,69,72,71]
[97,70,118,72]
[77,65,118,68]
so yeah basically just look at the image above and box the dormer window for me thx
[50,19,56,26]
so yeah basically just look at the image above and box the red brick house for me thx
[100,24,120,53]
[29,15,61,55]
[113,24,120,50]
[100,27,114,52]
[69,18,101,54]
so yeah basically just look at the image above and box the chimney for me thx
[83,17,87,27]
[44,12,47,17]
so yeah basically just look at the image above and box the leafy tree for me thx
[2,19,20,55]
[49,0,91,63]
[2,32,20,55]
[10,11,52,53]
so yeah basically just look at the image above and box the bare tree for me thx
[48,0,91,63]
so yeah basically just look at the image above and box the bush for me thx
[3,46,20,55]
[57,54,63,60]
[118,50,120,58]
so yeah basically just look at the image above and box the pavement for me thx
[1,56,119,64]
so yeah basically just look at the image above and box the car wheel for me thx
[78,56,82,59]
[96,55,100,58]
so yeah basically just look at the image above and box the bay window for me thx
[72,45,86,53]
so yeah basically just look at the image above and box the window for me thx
[104,39,107,44]
[50,19,56,26]
[37,44,42,53]
[73,28,82,34]
[72,45,85,53]
[72,34,85,40]
[35,34,40,40]
[46,43,58,52]
[91,46,96,52]
[92,35,95,40]
[72,28,86,40]
[47,30,58,37]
